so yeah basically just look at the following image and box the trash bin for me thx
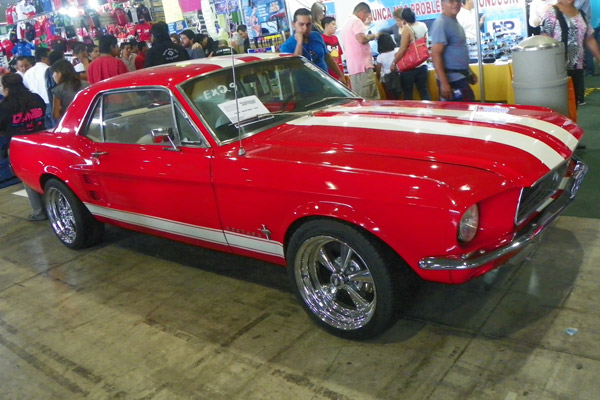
[512,36,568,116]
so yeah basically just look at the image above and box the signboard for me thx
[163,0,184,24]
[298,0,527,37]
[214,0,240,14]
[480,0,527,36]
[167,20,188,34]
[218,96,270,124]
[245,0,287,39]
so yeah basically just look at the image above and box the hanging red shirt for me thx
[135,22,151,42]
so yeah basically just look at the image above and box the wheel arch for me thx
[40,172,64,192]
[283,214,408,274]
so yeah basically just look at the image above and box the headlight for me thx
[458,204,479,243]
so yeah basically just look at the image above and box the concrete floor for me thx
[1,181,600,400]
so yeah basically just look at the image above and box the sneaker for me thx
[578,101,587,106]
[27,214,47,221]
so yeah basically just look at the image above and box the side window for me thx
[101,89,175,145]
[174,104,207,147]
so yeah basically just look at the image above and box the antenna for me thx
[228,1,245,156]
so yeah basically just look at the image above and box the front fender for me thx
[289,200,379,232]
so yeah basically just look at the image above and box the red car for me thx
[9,55,587,339]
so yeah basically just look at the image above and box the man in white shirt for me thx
[457,0,485,40]
[23,47,52,128]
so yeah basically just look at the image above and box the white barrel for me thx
[512,36,568,116]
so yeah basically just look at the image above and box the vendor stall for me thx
[425,61,514,103]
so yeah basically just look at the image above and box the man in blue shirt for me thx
[280,8,344,81]
[430,0,478,101]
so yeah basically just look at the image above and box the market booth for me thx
[425,61,515,103]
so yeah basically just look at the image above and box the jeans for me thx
[437,78,475,102]
[44,104,54,129]
[400,65,431,100]
[25,185,45,218]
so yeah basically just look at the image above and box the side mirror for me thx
[151,128,179,152]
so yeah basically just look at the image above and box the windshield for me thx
[179,57,358,143]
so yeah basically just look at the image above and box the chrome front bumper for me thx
[419,158,587,271]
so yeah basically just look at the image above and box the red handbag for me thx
[396,27,429,72]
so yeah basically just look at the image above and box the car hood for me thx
[259,100,582,186]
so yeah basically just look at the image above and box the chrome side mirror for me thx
[151,128,179,152]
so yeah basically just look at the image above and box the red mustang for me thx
[9,55,587,339]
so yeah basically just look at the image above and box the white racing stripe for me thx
[84,203,285,258]
[327,105,578,151]
[225,231,284,257]
[290,114,565,169]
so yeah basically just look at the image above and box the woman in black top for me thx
[0,73,48,221]
[0,73,46,147]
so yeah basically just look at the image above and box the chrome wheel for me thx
[46,186,77,245]
[294,235,377,331]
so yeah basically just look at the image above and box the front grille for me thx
[516,160,569,225]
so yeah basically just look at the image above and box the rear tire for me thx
[287,219,398,340]
[44,179,104,249]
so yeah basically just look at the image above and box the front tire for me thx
[287,220,398,340]
[44,179,104,249]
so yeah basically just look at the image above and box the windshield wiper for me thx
[232,111,314,128]
[304,96,363,109]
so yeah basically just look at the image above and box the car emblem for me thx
[259,224,271,240]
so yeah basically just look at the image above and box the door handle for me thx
[91,151,108,158]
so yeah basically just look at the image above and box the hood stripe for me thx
[328,105,578,151]
[288,115,565,169]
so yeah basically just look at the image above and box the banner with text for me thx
[314,0,526,37]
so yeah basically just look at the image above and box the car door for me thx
[81,88,228,249]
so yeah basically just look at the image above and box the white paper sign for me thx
[217,95,270,124]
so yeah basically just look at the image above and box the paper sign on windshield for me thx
[218,95,270,124]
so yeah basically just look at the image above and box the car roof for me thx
[89,53,285,91]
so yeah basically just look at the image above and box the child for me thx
[321,16,345,83]
[375,33,401,100]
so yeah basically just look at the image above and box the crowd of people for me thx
[284,0,599,105]
[282,1,472,101]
